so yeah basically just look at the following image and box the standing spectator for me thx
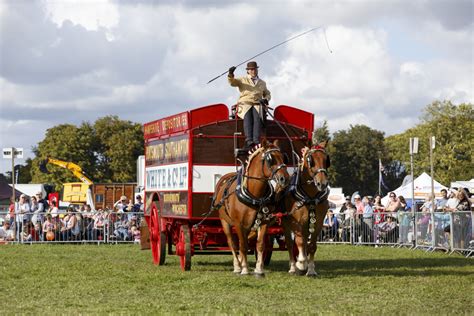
[8,197,15,226]
[82,204,94,241]
[15,194,30,241]
[362,196,374,230]
[397,196,411,244]
[133,195,144,212]
[385,192,401,213]
[114,195,129,213]
[443,188,459,212]
[30,195,40,225]
[354,194,364,217]
[398,196,408,211]
[341,199,356,242]
[36,191,49,214]
[93,209,106,241]
[436,189,449,210]
[373,195,386,226]
[49,200,59,218]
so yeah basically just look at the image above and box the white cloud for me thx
[43,0,119,32]
[0,0,472,172]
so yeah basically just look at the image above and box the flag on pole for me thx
[379,159,389,192]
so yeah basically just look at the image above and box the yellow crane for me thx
[40,158,93,185]
[40,158,94,206]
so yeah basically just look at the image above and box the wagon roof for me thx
[144,103,313,140]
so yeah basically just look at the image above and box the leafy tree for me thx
[313,120,331,143]
[94,116,144,182]
[385,100,473,186]
[30,124,97,190]
[30,117,144,190]
[329,125,387,196]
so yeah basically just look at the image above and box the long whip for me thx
[207,26,330,84]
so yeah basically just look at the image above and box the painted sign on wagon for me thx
[146,163,188,191]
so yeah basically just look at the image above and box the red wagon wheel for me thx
[150,202,166,265]
[177,225,192,271]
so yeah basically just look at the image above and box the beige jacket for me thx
[228,75,271,119]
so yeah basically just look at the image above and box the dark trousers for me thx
[243,107,262,145]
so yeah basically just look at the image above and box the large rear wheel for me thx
[177,225,192,271]
[150,202,166,265]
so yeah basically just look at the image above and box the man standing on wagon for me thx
[228,61,271,150]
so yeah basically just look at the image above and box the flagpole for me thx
[378,158,382,196]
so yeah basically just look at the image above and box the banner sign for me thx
[146,135,189,165]
[146,163,188,191]
[2,147,23,159]
[161,192,188,216]
[144,112,189,138]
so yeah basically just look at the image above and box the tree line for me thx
[3,100,473,196]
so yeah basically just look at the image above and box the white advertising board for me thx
[146,163,188,191]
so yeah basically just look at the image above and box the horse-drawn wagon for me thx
[143,103,314,271]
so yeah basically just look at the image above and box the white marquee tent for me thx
[382,172,448,205]
[450,179,474,193]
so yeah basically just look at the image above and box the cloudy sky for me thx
[0,0,472,173]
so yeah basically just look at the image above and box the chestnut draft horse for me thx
[212,140,289,276]
[282,141,330,276]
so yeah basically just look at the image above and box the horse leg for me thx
[283,219,297,274]
[254,224,267,276]
[220,219,241,273]
[295,233,308,274]
[235,225,250,275]
[306,239,318,277]
[306,206,326,277]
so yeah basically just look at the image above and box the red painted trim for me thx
[188,130,193,218]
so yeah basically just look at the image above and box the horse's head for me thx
[301,140,330,191]
[246,139,289,194]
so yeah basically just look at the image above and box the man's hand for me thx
[228,66,236,77]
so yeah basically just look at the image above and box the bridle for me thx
[303,145,329,184]
[244,147,287,185]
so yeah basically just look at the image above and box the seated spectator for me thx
[322,210,339,241]
[113,214,130,241]
[377,215,399,243]
[130,225,141,244]
[0,221,15,242]
[42,214,56,241]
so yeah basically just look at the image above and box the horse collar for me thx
[236,168,274,207]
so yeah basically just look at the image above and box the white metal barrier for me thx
[1,209,471,256]
[0,211,144,244]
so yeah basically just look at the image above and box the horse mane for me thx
[242,144,265,189]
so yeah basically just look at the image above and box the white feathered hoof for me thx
[306,270,318,278]
[254,272,265,279]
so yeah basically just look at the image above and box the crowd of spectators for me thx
[0,192,144,244]
[321,187,473,248]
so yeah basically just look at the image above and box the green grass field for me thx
[1,244,473,314]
